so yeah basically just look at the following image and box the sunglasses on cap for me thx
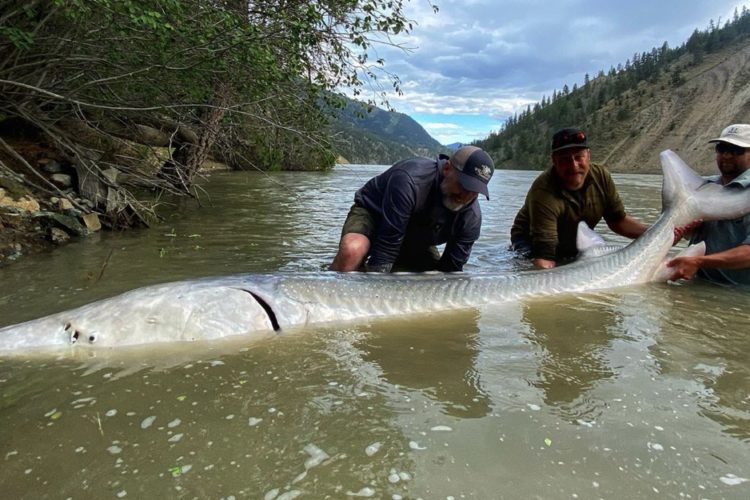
[715,142,747,155]
[552,131,586,150]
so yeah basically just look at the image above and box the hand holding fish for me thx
[665,255,701,280]
[673,220,703,244]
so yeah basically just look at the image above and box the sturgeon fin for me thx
[576,221,606,252]
[652,242,707,282]
[575,222,623,260]
[661,149,707,210]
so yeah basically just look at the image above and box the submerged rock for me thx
[49,227,70,245]
[34,211,86,237]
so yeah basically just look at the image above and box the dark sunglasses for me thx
[715,142,747,155]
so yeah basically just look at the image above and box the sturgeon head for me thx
[0,278,280,352]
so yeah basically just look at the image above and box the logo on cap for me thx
[709,123,750,148]
[475,164,492,181]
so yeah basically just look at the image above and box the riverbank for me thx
[0,147,230,266]
[0,208,47,263]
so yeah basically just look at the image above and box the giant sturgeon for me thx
[1,150,749,353]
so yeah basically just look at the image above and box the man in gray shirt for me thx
[330,146,495,272]
[668,124,750,285]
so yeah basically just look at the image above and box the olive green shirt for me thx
[510,162,627,261]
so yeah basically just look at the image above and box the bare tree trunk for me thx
[158,82,231,193]
[157,0,247,193]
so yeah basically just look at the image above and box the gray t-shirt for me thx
[690,170,750,285]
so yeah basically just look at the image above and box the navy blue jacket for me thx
[354,155,482,271]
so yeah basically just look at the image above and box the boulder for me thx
[41,159,63,174]
[81,212,101,232]
[50,173,72,189]
[59,198,74,211]
[34,212,86,237]
[0,188,40,212]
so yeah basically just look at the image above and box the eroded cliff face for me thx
[596,42,750,175]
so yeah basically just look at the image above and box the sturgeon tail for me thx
[661,150,750,225]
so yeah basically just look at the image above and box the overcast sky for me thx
[368,0,749,145]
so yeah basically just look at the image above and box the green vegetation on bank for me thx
[0,0,420,226]
[476,7,750,171]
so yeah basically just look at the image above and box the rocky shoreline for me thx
[0,165,103,265]
[0,146,229,266]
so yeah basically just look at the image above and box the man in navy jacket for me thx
[330,146,495,272]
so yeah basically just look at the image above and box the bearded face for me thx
[552,148,591,191]
[441,165,477,211]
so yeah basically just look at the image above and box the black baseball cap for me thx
[551,127,589,153]
[449,146,495,200]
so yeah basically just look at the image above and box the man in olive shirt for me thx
[510,128,648,269]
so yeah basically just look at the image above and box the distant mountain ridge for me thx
[328,98,445,164]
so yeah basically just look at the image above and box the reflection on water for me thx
[522,296,616,419]
[645,284,750,442]
[358,310,491,419]
[1,167,750,497]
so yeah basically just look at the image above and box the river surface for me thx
[0,165,749,499]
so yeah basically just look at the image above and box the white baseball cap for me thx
[708,124,750,148]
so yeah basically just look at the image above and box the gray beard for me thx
[440,179,466,212]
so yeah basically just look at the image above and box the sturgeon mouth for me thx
[243,290,280,331]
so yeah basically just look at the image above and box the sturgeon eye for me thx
[88,332,98,344]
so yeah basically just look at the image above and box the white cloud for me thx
[424,123,461,130]
[361,0,748,143]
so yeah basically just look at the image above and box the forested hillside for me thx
[329,98,444,164]
[476,7,750,174]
